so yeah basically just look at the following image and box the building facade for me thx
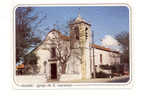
[34,15,120,81]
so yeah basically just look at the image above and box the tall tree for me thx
[49,18,75,74]
[16,7,41,63]
[116,32,129,64]
[52,20,74,74]
[53,34,71,74]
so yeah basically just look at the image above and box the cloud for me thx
[101,35,122,52]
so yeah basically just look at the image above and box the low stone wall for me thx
[14,75,47,85]
[59,74,81,81]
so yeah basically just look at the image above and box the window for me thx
[100,54,102,64]
[74,27,79,40]
[51,48,56,58]
[85,27,88,40]
[44,61,47,73]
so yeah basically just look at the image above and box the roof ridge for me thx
[91,44,120,53]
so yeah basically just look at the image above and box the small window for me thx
[100,54,102,64]
[85,27,88,31]
[74,27,79,40]
[51,48,56,58]
[44,61,47,66]
[44,61,47,73]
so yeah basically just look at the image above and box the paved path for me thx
[108,76,129,83]
[58,75,129,83]
[15,75,129,84]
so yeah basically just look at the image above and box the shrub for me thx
[100,64,111,70]
[23,52,39,74]
[111,64,125,76]
[96,71,110,78]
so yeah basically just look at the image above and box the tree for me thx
[115,32,129,64]
[50,18,75,74]
[24,52,39,74]
[53,34,71,74]
[16,7,41,63]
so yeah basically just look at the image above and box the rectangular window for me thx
[100,54,102,64]
[74,27,79,40]
[51,48,56,58]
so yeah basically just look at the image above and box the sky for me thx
[31,6,129,50]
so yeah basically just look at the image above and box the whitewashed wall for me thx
[34,30,120,81]
[90,48,120,73]
[90,48,120,66]
[35,31,60,78]
[34,30,83,80]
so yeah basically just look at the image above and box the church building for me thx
[33,14,120,81]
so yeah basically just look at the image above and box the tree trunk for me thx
[61,63,66,74]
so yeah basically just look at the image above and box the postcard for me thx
[13,4,131,89]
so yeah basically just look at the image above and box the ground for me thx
[15,75,129,85]
[53,75,129,83]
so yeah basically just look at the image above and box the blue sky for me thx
[32,6,129,45]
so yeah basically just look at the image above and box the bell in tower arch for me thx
[85,27,88,40]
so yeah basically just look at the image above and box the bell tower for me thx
[70,14,92,79]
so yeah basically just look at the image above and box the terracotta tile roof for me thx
[58,32,70,41]
[48,29,119,54]
[91,44,120,54]
[16,64,24,69]
[33,29,119,54]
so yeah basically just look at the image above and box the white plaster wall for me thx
[34,29,120,81]
[59,54,82,81]
[35,31,60,76]
[90,48,120,73]
[36,49,49,74]
[65,48,81,74]
[35,30,82,80]
[90,48,120,66]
